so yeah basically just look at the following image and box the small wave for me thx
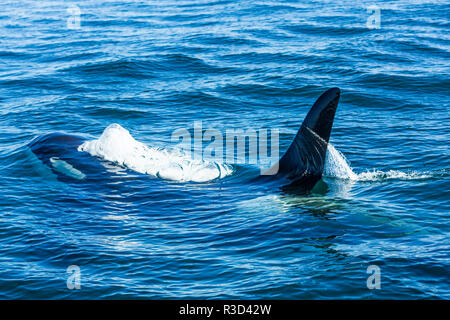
[63,59,157,79]
[78,124,233,183]
[325,144,433,182]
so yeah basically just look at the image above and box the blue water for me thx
[0,0,449,299]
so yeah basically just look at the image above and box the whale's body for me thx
[29,88,340,192]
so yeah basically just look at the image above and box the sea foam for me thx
[78,124,233,182]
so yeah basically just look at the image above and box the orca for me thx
[29,88,340,192]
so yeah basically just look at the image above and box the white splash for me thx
[356,169,432,181]
[325,143,432,181]
[77,124,233,182]
[324,144,358,180]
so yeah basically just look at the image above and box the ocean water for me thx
[0,0,449,299]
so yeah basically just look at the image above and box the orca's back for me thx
[29,133,105,182]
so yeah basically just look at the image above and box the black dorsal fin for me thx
[268,88,340,188]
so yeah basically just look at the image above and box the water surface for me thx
[0,0,449,299]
